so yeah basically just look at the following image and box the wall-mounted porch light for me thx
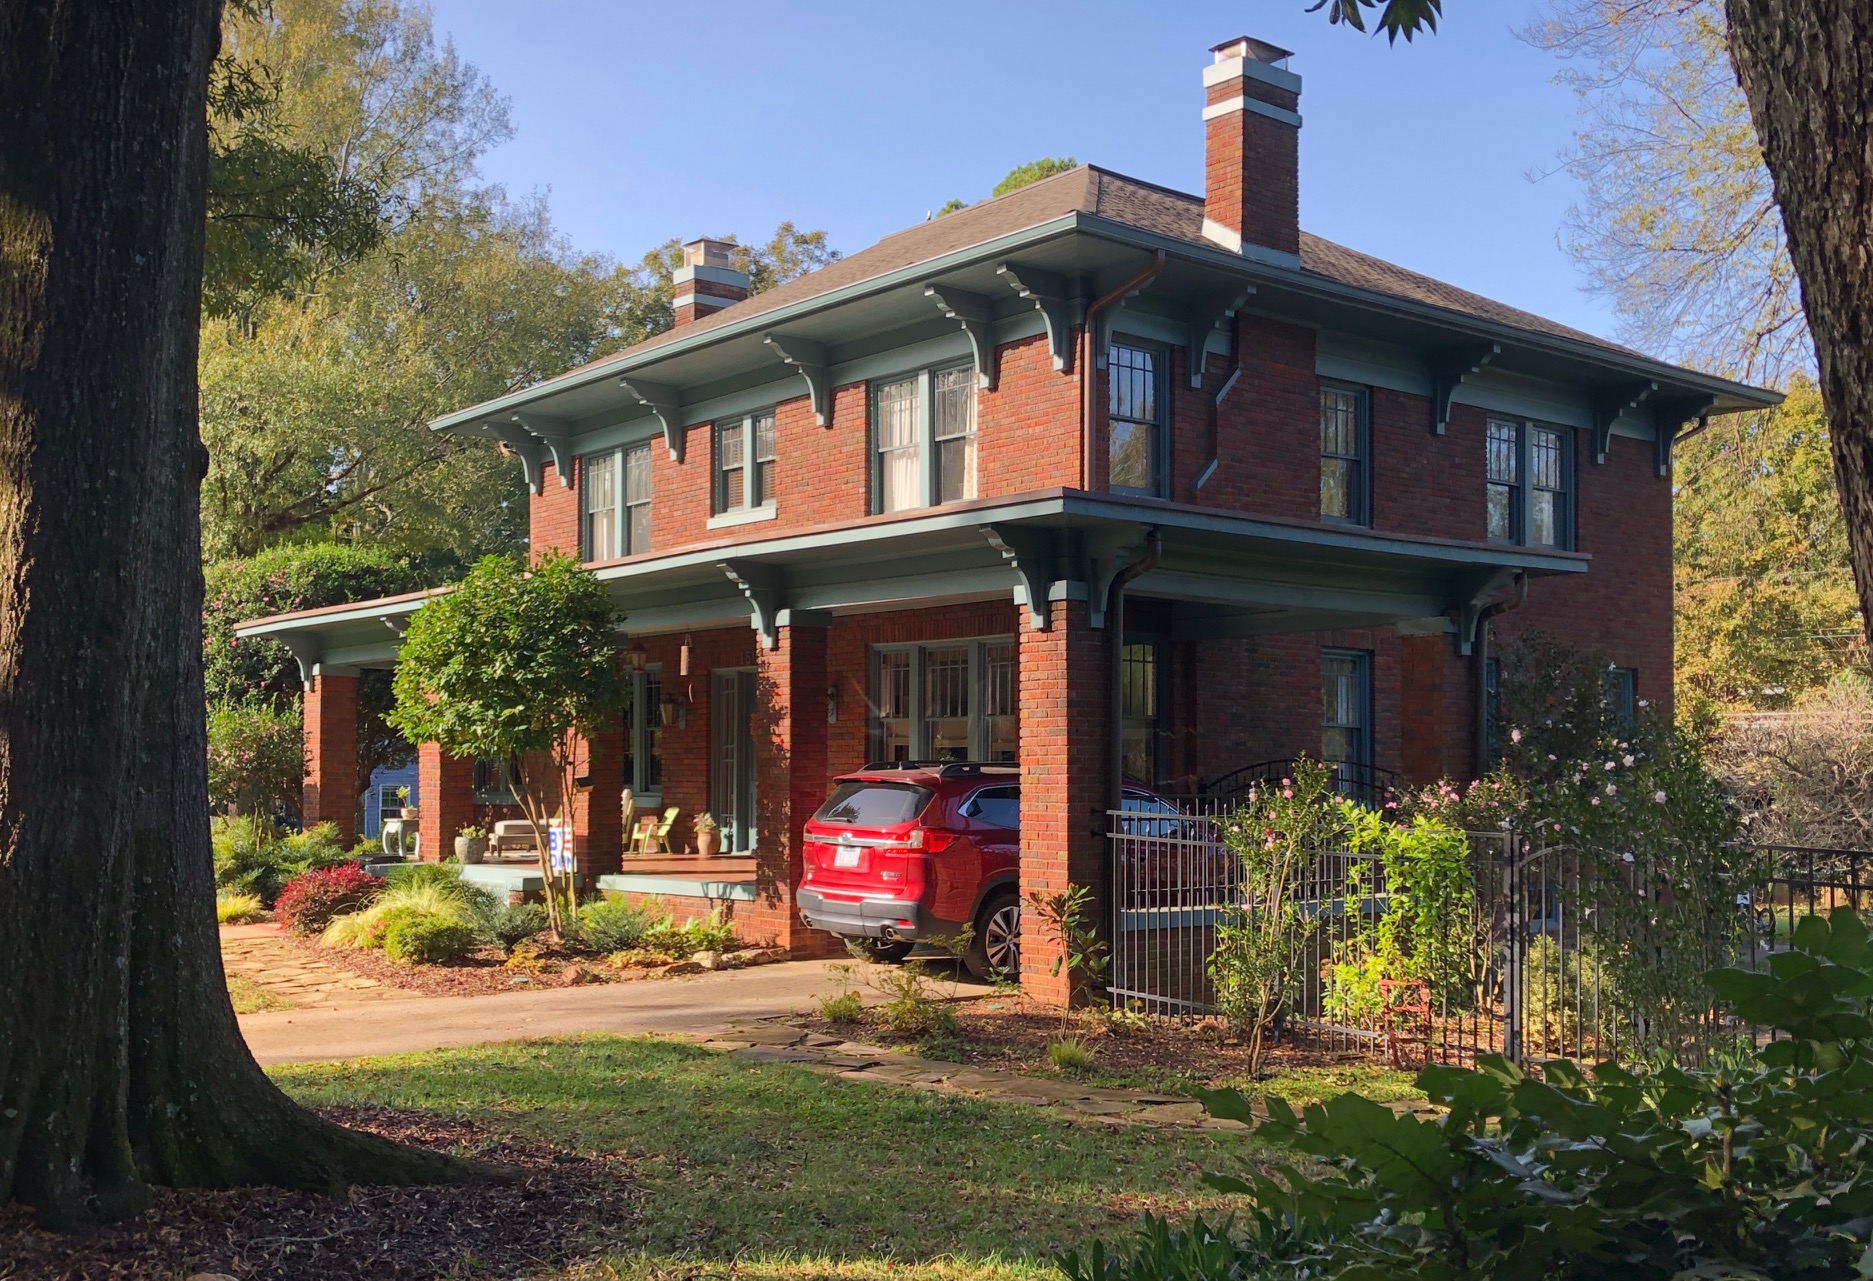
[827,685,839,725]
[624,639,650,673]
[660,691,685,729]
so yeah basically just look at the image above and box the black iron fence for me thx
[1106,803,1872,1067]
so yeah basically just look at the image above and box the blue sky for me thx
[426,0,1619,342]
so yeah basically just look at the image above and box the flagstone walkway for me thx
[221,924,420,1009]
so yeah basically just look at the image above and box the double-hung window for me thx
[871,364,977,513]
[1107,342,1163,495]
[870,637,1018,762]
[1319,384,1369,524]
[1321,649,1372,772]
[1486,418,1571,548]
[582,442,654,560]
[715,410,776,517]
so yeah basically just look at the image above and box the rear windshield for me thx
[814,781,933,828]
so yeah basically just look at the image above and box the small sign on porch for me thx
[547,821,574,874]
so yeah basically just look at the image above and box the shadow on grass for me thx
[274,1034,1266,1278]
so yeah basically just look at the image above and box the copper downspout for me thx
[1079,251,1166,489]
[1195,312,1242,492]
[1473,573,1529,773]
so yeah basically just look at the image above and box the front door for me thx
[711,668,758,852]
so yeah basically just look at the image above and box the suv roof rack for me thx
[857,760,1017,776]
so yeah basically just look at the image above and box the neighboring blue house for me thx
[360,760,419,841]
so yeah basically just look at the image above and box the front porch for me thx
[238,488,1584,1001]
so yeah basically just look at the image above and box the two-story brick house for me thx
[238,37,1777,1000]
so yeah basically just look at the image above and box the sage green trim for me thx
[596,872,757,902]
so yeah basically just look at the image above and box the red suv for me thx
[797,761,1181,979]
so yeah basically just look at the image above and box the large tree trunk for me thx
[0,1,465,1224]
[1726,2,1873,666]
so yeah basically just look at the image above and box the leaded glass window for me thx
[1108,343,1161,494]
[1320,385,1367,523]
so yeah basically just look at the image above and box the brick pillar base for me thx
[417,742,474,862]
[302,672,359,847]
[575,721,625,884]
[751,623,841,958]
[1018,598,1110,1006]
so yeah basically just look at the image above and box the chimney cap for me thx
[1211,36,1293,67]
[681,237,739,269]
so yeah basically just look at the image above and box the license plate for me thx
[833,847,861,869]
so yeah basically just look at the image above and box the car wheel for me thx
[966,890,1020,980]
[845,937,914,964]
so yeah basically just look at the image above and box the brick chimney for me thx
[672,237,750,326]
[1202,36,1302,264]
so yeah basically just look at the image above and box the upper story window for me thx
[1108,342,1163,496]
[1486,418,1571,549]
[872,364,976,514]
[582,441,652,561]
[716,410,776,515]
[1320,383,1369,524]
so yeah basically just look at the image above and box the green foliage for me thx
[1025,884,1109,1030]
[321,863,496,948]
[1338,808,1477,1012]
[1046,1036,1097,1075]
[576,897,660,953]
[819,990,865,1025]
[609,223,842,350]
[990,157,1078,198]
[480,901,547,953]
[1210,759,1347,1073]
[1078,910,1873,1280]
[215,890,267,925]
[211,817,351,904]
[639,910,738,959]
[205,698,305,843]
[1311,0,1442,41]
[872,961,960,1037]
[382,911,479,964]
[1677,382,1863,707]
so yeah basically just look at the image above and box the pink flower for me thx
[1590,797,1601,806]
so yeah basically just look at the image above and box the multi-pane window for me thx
[581,442,654,560]
[1322,649,1371,771]
[871,364,976,513]
[870,638,1019,763]
[1120,641,1162,785]
[1486,418,1571,548]
[1320,384,1368,523]
[715,411,777,514]
[1602,666,1637,729]
[933,366,977,504]
[619,668,665,798]
[1108,343,1162,495]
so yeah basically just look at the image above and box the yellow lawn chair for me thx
[629,806,680,854]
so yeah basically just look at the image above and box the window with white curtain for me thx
[871,362,977,513]
[581,442,653,560]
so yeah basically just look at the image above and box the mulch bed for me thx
[808,990,1372,1085]
[0,1107,636,1281]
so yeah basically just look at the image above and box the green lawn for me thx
[226,974,290,1014]
[273,1035,1273,1280]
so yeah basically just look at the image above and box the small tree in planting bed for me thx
[388,553,623,938]
[206,698,305,846]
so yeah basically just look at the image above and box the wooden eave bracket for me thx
[1590,380,1657,465]
[282,635,322,687]
[763,333,832,427]
[1651,395,1717,477]
[1183,287,1251,387]
[481,420,548,494]
[1430,341,1501,435]
[925,284,999,390]
[618,379,685,462]
[718,559,786,650]
[509,413,574,486]
[980,524,1057,631]
[996,262,1075,372]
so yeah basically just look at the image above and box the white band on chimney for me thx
[1202,55,1303,95]
[1202,96,1302,128]
[1200,217,1303,270]
[674,291,736,313]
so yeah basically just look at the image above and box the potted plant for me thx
[694,811,722,858]
[454,824,489,864]
[395,785,418,821]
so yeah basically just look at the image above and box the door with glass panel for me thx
[711,669,758,852]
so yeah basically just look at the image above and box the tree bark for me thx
[0,1,468,1224]
[1726,1,1873,666]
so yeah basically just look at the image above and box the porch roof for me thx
[234,488,1583,678]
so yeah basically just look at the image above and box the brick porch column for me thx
[302,672,359,846]
[417,741,474,862]
[574,720,625,884]
[751,620,840,958]
[1399,633,1449,786]
[1018,598,1110,1006]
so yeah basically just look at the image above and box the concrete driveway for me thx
[240,958,864,1065]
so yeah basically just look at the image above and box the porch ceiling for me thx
[233,489,1582,676]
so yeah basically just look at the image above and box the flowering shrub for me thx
[206,699,304,845]
[273,865,384,936]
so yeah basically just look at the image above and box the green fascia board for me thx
[426,215,1087,434]
[235,592,427,638]
[1067,214,1781,414]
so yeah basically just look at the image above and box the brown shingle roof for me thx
[557,163,1645,384]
